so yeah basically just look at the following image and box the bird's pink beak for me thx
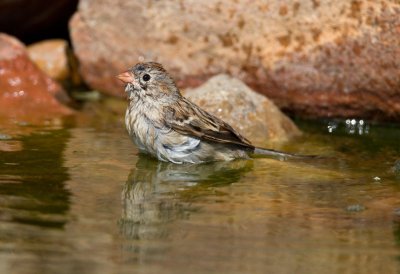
[116,71,134,83]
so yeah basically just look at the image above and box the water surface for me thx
[0,100,399,274]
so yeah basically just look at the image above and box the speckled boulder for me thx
[0,33,72,122]
[184,74,301,145]
[70,0,400,120]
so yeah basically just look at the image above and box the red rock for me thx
[70,0,400,121]
[0,33,72,123]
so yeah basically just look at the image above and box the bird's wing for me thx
[163,98,254,149]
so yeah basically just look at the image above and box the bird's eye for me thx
[142,74,151,81]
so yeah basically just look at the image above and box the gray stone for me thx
[184,74,301,145]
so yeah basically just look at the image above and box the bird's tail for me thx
[253,147,317,161]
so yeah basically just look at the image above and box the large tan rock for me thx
[184,74,301,145]
[69,0,400,121]
[27,39,70,82]
[0,33,72,123]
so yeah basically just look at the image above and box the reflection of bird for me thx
[120,156,253,240]
[118,62,312,164]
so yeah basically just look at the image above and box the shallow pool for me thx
[0,99,399,274]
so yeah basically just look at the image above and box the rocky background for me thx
[0,0,399,126]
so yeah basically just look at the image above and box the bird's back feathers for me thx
[163,97,254,150]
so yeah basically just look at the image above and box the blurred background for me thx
[1,1,400,274]
[0,0,399,123]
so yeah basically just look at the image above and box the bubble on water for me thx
[327,121,337,133]
[343,118,370,135]
[346,204,365,212]
[346,119,356,134]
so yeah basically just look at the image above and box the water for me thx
[0,99,399,274]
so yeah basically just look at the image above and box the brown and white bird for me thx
[117,62,309,164]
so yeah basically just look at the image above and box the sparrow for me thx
[117,62,311,164]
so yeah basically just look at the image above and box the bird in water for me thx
[117,62,313,164]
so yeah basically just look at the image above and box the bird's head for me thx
[117,62,181,103]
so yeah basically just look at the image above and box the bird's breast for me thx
[125,104,160,154]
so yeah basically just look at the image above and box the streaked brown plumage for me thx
[118,62,308,164]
